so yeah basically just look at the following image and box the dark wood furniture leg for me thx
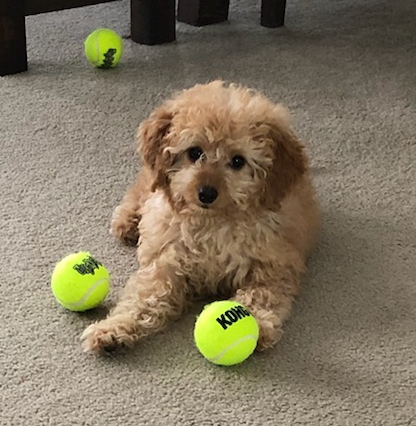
[177,0,230,26]
[131,0,175,45]
[261,0,287,28]
[0,0,28,76]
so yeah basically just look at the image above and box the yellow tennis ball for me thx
[84,28,123,68]
[51,252,110,312]
[194,301,259,366]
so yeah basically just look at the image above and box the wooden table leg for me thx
[261,0,287,28]
[0,0,27,76]
[131,0,175,45]
[177,0,230,26]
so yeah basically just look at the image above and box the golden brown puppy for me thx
[81,81,320,354]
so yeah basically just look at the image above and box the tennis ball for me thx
[84,28,123,68]
[194,301,259,366]
[51,252,110,312]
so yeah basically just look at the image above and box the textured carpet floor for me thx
[1,0,415,424]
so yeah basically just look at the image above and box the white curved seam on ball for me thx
[208,334,257,363]
[57,278,108,308]
[95,29,101,66]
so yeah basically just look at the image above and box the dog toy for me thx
[194,301,259,366]
[84,28,123,68]
[51,252,110,311]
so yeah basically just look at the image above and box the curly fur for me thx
[81,81,321,354]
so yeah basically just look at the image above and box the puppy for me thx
[81,81,320,354]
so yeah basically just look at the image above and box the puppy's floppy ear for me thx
[138,106,173,191]
[262,120,307,208]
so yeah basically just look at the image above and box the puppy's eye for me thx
[230,155,246,170]
[187,146,204,162]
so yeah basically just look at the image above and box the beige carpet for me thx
[1,0,415,424]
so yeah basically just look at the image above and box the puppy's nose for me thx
[198,186,218,204]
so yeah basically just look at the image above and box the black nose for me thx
[198,186,218,204]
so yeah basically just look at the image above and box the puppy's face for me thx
[139,81,306,216]
[163,125,274,214]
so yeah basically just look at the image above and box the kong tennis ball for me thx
[51,252,110,312]
[84,28,123,68]
[194,301,259,366]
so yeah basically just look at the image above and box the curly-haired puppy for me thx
[81,81,320,354]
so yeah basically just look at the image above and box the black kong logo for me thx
[100,48,117,69]
[216,305,252,330]
[73,256,103,276]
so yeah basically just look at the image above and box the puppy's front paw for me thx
[81,322,125,354]
[110,206,140,246]
[256,328,283,351]
[255,319,284,352]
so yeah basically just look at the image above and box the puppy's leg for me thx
[81,263,187,353]
[231,286,295,350]
[111,168,152,246]
[231,262,303,350]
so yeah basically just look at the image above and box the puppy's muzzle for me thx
[198,185,218,205]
